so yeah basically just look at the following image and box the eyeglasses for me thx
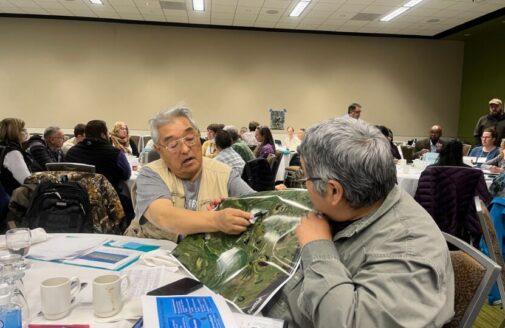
[296,177,323,187]
[158,132,198,153]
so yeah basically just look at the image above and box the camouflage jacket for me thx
[7,171,125,234]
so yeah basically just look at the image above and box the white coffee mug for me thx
[40,276,82,320]
[93,274,130,318]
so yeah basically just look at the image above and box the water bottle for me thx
[0,283,22,328]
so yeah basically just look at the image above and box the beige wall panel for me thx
[0,18,463,137]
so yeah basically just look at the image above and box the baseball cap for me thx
[489,98,503,105]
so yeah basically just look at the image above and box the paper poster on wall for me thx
[269,108,287,130]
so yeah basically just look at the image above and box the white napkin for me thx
[139,249,179,272]
[0,228,49,249]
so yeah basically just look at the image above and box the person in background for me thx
[62,123,86,155]
[124,107,254,242]
[26,126,65,171]
[474,98,505,146]
[223,125,255,162]
[376,125,401,160]
[214,130,246,176]
[0,118,32,195]
[201,123,224,158]
[482,139,505,173]
[284,126,300,152]
[264,118,454,327]
[254,126,276,159]
[346,102,362,120]
[239,127,248,137]
[469,127,500,165]
[242,121,260,147]
[414,125,445,159]
[110,121,139,156]
[297,128,305,142]
[432,139,469,167]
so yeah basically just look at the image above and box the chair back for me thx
[241,158,275,191]
[444,232,501,328]
[463,144,472,156]
[475,197,505,306]
[130,135,141,152]
[414,166,491,246]
[400,145,414,163]
[147,149,160,163]
[46,162,96,173]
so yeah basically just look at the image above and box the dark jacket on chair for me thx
[414,166,491,246]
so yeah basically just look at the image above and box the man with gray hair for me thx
[264,118,454,327]
[26,126,65,171]
[125,107,255,242]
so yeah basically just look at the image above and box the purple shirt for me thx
[258,144,274,159]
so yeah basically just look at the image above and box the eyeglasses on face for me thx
[158,131,198,153]
[296,177,323,187]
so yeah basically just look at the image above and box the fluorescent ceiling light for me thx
[193,0,204,11]
[380,7,409,22]
[289,1,310,17]
[90,0,103,4]
[404,0,423,7]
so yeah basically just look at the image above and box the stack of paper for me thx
[28,236,106,261]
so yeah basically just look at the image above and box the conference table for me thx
[396,165,495,197]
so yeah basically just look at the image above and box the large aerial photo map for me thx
[172,189,313,314]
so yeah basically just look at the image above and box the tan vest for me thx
[124,157,230,242]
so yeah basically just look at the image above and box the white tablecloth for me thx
[24,234,177,328]
[396,166,494,197]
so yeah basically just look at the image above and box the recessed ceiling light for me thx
[266,9,279,14]
[289,0,310,17]
[404,0,423,8]
[426,18,439,23]
[193,0,204,11]
[90,0,102,4]
[380,7,409,22]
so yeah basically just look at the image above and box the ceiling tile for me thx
[112,5,140,13]
[235,5,260,14]
[211,4,236,12]
[211,11,233,18]
[477,3,505,12]
[304,10,332,19]
[189,16,210,23]
[417,0,452,10]
[370,0,404,6]
[311,2,341,11]
[164,10,187,16]
[409,7,439,16]
[238,0,264,6]
[297,22,319,29]
[11,0,39,8]
[143,13,166,20]
[263,0,290,9]
[211,18,233,24]
[47,8,73,15]
[337,3,368,12]
[119,12,143,19]
[68,8,97,15]
[212,0,238,4]
[275,21,298,28]
[134,0,161,8]
[363,4,395,14]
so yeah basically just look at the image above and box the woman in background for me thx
[376,125,401,160]
[110,121,139,156]
[0,118,32,195]
[254,126,276,159]
[482,139,505,173]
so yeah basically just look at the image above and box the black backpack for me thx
[24,180,92,233]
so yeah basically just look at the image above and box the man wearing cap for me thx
[474,98,505,146]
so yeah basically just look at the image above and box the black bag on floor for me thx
[24,180,92,233]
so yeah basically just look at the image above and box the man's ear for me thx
[326,180,344,206]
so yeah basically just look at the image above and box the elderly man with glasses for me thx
[125,107,254,242]
[264,118,454,327]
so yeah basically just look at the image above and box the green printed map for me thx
[172,189,312,314]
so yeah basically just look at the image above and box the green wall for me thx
[453,16,505,144]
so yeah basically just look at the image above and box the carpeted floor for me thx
[474,304,505,328]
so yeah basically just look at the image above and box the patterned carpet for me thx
[474,304,505,328]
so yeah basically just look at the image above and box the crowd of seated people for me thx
[5,97,505,327]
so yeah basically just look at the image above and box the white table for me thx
[396,165,494,197]
[24,234,178,328]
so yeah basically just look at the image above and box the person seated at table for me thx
[124,107,254,242]
[482,139,505,173]
[214,130,246,176]
[264,118,454,327]
[469,127,500,166]
[254,126,276,159]
[201,123,224,158]
[26,126,65,171]
[62,123,86,155]
[110,121,139,156]
[376,125,401,160]
[0,118,32,196]
[284,126,300,152]
[431,139,470,168]
[223,125,255,163]
[414,125,446,159]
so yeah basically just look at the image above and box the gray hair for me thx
[223,125,239,142]
[43,126,61,139]
[299,118,396,209]
[149,106,198,144]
